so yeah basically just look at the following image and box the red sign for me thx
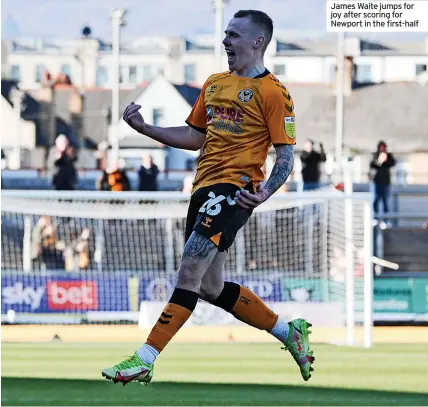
[47,281,98,310]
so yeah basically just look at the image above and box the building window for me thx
[35,64,45,83]
[356,64,372,83]
[61,64,72,80]
[96,66,108,86]
[142,65,153,82]
[184,64,196,83]
[153,108,164,126]
[416,64,427,75]
[273,64,286,76]
[10,65,20,81]
[129,66,137,84]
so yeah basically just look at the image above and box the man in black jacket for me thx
[52,136,77,190]
[370,141,396,214]
[300,140,326,191]
[138,153,159,191]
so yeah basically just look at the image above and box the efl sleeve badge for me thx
[284,117,296,138]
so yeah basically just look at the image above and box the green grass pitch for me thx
[2,342,427,406]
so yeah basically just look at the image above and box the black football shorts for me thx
[184,182,254,252]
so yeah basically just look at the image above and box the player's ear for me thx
[253,35,264,50]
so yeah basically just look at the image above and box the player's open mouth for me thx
[225,49,236,64]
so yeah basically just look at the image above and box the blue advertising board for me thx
[1,273,130,313]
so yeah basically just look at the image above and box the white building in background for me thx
[1,87,36,169]
[111,75,200,171]
[3,31,428,89]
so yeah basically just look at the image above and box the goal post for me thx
[1,189,373,347]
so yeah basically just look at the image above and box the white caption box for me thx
[326,0,428,32]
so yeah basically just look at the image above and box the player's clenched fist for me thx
[123,102,146,133]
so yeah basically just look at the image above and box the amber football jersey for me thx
[186,69,296,193]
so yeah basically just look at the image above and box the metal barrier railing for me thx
[373,213,428,275]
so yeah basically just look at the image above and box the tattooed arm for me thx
[263,144,294,197]
[234,144,294,209]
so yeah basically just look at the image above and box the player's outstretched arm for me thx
[123,102,206,151]
[263,144,294,196]
[234,144,294,209]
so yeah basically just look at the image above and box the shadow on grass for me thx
[2,377,427,406]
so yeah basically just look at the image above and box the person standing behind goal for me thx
[102,9,315,386]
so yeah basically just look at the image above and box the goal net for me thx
[1,189,373,347]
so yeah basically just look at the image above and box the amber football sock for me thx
[212,282,278,331]
[145,288,198,353]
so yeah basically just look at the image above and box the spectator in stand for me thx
[370,141,396,215]
[300,140,326,191]
[52,135,77,190]
[138,153,160,191]
[31,216,64,270]
[97,159,131,192]
[59,227,91,272]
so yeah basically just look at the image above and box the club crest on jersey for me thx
[284,117,296,138]
[238,88,253,103]
[206,85,217,94]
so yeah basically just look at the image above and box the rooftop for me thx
[5,35,428,56]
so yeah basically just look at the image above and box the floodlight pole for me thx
[335,31,345,182]
[111,8,126,166]
[12,89,23,170]
[213,0,228,72]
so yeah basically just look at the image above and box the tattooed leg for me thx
[176,232,218,292]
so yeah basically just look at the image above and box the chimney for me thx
[332,36,360,96]
[332,56,355,96]
[344,56,356,95]
[69,90,84,143]
[36,84,56,166]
